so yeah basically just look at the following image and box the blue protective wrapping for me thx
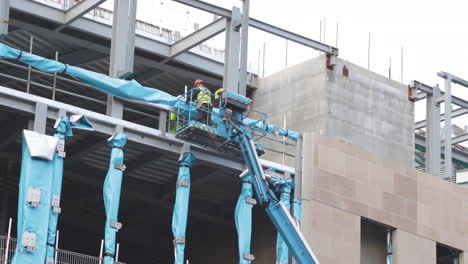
[272,178,294,264]
[46,116,94,261]
[242,118,301,141]
[0,43,197,116]
[12,132,56,264]
[235,174,254,264]
[278,127,301,141]
[103,133,127,264]
[172,152,195,264]
[292,198,302,226]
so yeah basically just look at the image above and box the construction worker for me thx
[188,79,212,124]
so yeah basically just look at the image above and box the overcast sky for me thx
[98,0,468,123]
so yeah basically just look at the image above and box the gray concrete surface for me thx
[252,55,414,167]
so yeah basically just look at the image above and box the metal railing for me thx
[0,235,125,264]
[0,55,169,131]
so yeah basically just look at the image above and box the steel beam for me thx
[415,108,468,130]
[223,7,242,93]
[171,0,338,55]
[0,0,10,38]
[410,80,468,109]
[441,133,468,146]
[415,133,468,167]
[107,0,137,125]
[164,18,227,63]
[57,0,108,31]
[10,18,224,87]
[238,0,250,96]
[9,0,229,83]
[425,85,441,176]
[439,71,468,89]
[0,85,295,174]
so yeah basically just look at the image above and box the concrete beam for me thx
[57,0,108,31]
[164,18,227,63]
[0,0,10,38]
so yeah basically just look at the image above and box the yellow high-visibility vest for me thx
[197,86,212,105]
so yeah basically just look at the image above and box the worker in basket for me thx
[188,79,212,125]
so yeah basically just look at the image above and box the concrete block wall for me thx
[393,229,436,263]
[252,55,414,167]
[301,133,468,263]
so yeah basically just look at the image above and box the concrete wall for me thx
[300,134,468,263]
[302,200,361,264]
[393,229,436,263]
[253,56,414,167]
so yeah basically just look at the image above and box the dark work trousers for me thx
[198,103,211,125]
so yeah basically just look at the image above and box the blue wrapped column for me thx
[275,178,294,264]
[103,133,127,264]
[46,115,93,263]
[235,173,255,264]
[12,131,58,264]
[172,151,195,264]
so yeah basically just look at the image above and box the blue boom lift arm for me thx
[176,90,319,264]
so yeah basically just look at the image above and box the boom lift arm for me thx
[176,90,319,264]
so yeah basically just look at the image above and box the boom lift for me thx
[176,89,319,264]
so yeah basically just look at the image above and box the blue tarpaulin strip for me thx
[45,132,64,262]
[292,199,302,224]
[0,42,301,140]
[46,116,94,262]
[12,132,55,264]
[235,173,254,264]
[172,152,195,264]
[0,42,197,117]
[103,133,127,264]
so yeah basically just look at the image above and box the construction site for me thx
[0,0,467,263]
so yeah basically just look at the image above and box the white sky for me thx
[99,0,468,124]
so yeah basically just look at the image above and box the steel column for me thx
[33,102,48,134]
[238,0,250,96]
[425,85,441,176]
[444,78,453,179]
[107,0,137,123]
[223,7,241,93]
[293,138,302,205]
[159,110,167,136]
[0,0,10,38]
